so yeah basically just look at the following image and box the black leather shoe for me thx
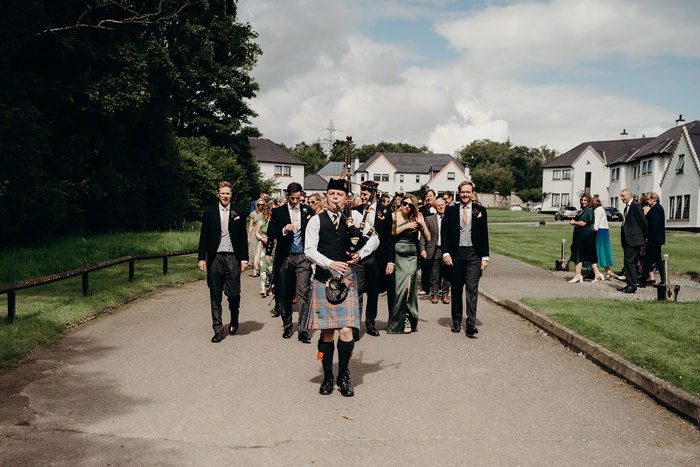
[319,374,334,395]
[337,372,354,397]
[211,333,224,343]
[270,308,280,317]
[298,330,311,343]
[636,282,646,288]
[352,328,360,342]
[451,323,461,333]
[282,326,293,339]
[466,326,478,338]
[366,325,380,337]
[229,323,238,335]
[618,285,637,293]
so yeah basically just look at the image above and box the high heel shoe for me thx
[592,272,605,282]
[568,275,583,283]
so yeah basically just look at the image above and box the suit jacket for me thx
[353,202,395,266]
[419,205,435,218]
[645,203,665,245]
[441,203,490,259]
[621,201,648,248]
[419,213,442,259]
[267,203,313,267]
[198,204,249,265]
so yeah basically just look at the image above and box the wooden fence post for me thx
[129,259,135,281]
[7,290,16,323]
[82,272,89,296]
[163,256,168,275]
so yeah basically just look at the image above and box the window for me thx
[447,172,455,180]
[611,197,618,209]
[552,193,560,206]
[561,193,570,206]
[641,160,652,175]
[373,174,381,181]
[669,197,675,219]
[553,170,561,180]
[676,154,685,173]
[416,175,420,183]
[274,165,282,175]
[610,167,619,181]
[283,165,291,176]
[562,169,571,180]
[381,174,389,182]
[400,175,404,182]
[675,196,683,219]
[360,174,365,181]
[647,160,653,174]
[633,164,640,179]
[683,195,690,219]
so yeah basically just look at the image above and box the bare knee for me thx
[338,327,353,341]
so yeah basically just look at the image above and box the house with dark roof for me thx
[249,138,306,196]
[303,173,328,194]
[542,118,700,228]
[352,152,469,195]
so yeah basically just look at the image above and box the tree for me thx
[290,141,327,175]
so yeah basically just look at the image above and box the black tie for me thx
[623,204,629,221]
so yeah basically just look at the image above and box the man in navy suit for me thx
[618,188,648,293]
[441,180,489,337]
[198,181,249,343]
[267,182,314,342]
[640,192,666,286]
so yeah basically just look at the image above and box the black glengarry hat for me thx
[327,178,349,194]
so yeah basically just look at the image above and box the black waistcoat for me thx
[318,212,349,262]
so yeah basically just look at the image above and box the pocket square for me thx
[477,212,483,219]
[233,216,240,221]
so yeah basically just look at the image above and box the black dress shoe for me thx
[618,285,637,293]
[466,326,478,337]
[451,323,461,333]
[211,333,224,343]
[298,330,311,343]
[337,372,354,397]
[636,282,646,288]
[229,323,239,335]
[319,374,334,395]
[352,328,360,342]
[282,326,293,339]
[366,325,380,337]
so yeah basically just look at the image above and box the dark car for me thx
[604,207,623,222]
[553,206,578,221]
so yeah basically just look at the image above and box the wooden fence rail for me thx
[0,249,197,324]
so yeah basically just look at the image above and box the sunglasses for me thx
[288,196,300,200]
[309,200,317,205]
[401,201,413,207]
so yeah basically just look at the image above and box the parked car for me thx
[554,206,578,220]
[527,203,542,212]
[509,203,523,211]
[604,207,623,222]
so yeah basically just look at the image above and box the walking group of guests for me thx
[197,178,490,397]
[568,189,666,293]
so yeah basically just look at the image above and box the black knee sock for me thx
[318,339,334,376]
[337,339,354,376]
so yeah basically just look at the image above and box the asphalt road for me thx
[1,269,698,465]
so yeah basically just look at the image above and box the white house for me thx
[303,173,328,195]
[660,122,700,229]
[249,138,306,197]
[352,152,469,196]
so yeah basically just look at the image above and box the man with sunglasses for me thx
[267,182,314,342]
[351,180,394,340]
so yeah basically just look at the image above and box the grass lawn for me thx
[489,223,700,277]
[487,207,551,223]
[521,298,700,397]
[0,228,204,372]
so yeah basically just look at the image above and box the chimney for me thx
[354,157,359,172]
[676,114,685,127]
[620,129,628,139]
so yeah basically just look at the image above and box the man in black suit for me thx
[441,180,489,337]
[267,182,314,342]
[351,181,394,340]
[419,189,437,294]
[640,192,666,286]
[198,181,249,343]
[618,188,648,293]
[420,197,450,304]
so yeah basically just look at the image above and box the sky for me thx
[238,0,700,155]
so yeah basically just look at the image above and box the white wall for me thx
[661,135,700,228]
[542,168,574,210]
[259,162,305,196]
[427,161,469,194]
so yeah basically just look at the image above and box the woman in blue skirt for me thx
[592,197,614,279]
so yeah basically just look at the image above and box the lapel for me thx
[214,205,223,232]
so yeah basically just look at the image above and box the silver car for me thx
[554,206,578,221]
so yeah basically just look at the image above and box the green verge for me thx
[521,298,700,397]
[487,208,551,223]
[0,228,204,372]
[489,223,700,276]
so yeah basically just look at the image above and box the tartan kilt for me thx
[303,269,360,330]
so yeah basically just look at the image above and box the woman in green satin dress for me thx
[387,194,430,334]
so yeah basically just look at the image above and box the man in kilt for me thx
[303,178,379,396]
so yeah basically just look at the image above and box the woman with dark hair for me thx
[568,194,603,282]
[387,194,430,334]
[592,197,614,279]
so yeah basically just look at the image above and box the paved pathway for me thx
[1,265,698,465]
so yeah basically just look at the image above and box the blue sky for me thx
[239,0,700,154]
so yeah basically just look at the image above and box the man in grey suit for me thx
[618,188,648,294]
[420,198,450,304]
